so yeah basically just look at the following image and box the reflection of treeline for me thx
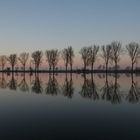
[61,73,74,98]
[0,41,140,73]
[79,74,99,100]
[101,73,122,104]
[0,73,140,104]
[45,74,59,95]
[126,74,140,103]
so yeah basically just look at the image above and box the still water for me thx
[0,73,140,139]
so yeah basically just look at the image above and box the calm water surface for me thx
[0,73,140,140]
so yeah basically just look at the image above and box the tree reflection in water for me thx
[101,73,112,101]
[126,73,140,103]
[31,74,43,94]
[0,73,139,104]
[7,73,17,90]
[0,73,7,89]
[62,73,74,98]
[110,73,121,104]
[18,73,29,92]
[45,74,59,95]
[79,74,99,100]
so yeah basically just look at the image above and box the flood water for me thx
[0,73,140,140]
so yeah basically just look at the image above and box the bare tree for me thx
[111,41,122,72]
[7,54,17,72]
[46,49,59,72]
[0,55,7,71]
[101,45,112,73]
[50,49,59,73]
[89,45,99,71]
[18,52,29,72]
[61,46,74,72]
[126,42,140,72]
[62,48,69,72]
[32,51,43,72]
[46,50,52,71]
[68,46,74,72]
[79,47,90,71]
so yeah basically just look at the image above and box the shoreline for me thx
[0,69,140,74]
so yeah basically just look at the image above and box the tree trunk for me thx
[53,65,55,74]
[37,65,39,72]
[91,71,93,81]
[105,71,108,83]
[115,61,117,73]
[24,64,25,73]
[132,62,134,73]
[70,72,72,81]
[34,64,36,73]
[66,71,68,81]
[84,63,86,71]
[106,62,108,74]
[70,64,72,72]
[52,71,55,78]
[66,64,68,72]
[131,72,134,84]
[12,65,14,73]
[49,65,51,72]
[91,63,93,73]
[23,72,25,81]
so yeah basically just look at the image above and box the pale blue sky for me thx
[0,0,140,55]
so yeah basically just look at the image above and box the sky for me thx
[0,0,140,68]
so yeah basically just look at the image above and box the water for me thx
[0,73,140,140]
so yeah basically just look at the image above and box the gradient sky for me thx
[0,0,140,68]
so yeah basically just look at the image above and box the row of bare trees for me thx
[0,41,140,72]
[79,45,99,71]
[80,41,140,72]
[62,46,74,72]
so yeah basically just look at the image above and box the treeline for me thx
[0,41,140,73]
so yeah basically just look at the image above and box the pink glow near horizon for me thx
[2,53,138,70]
